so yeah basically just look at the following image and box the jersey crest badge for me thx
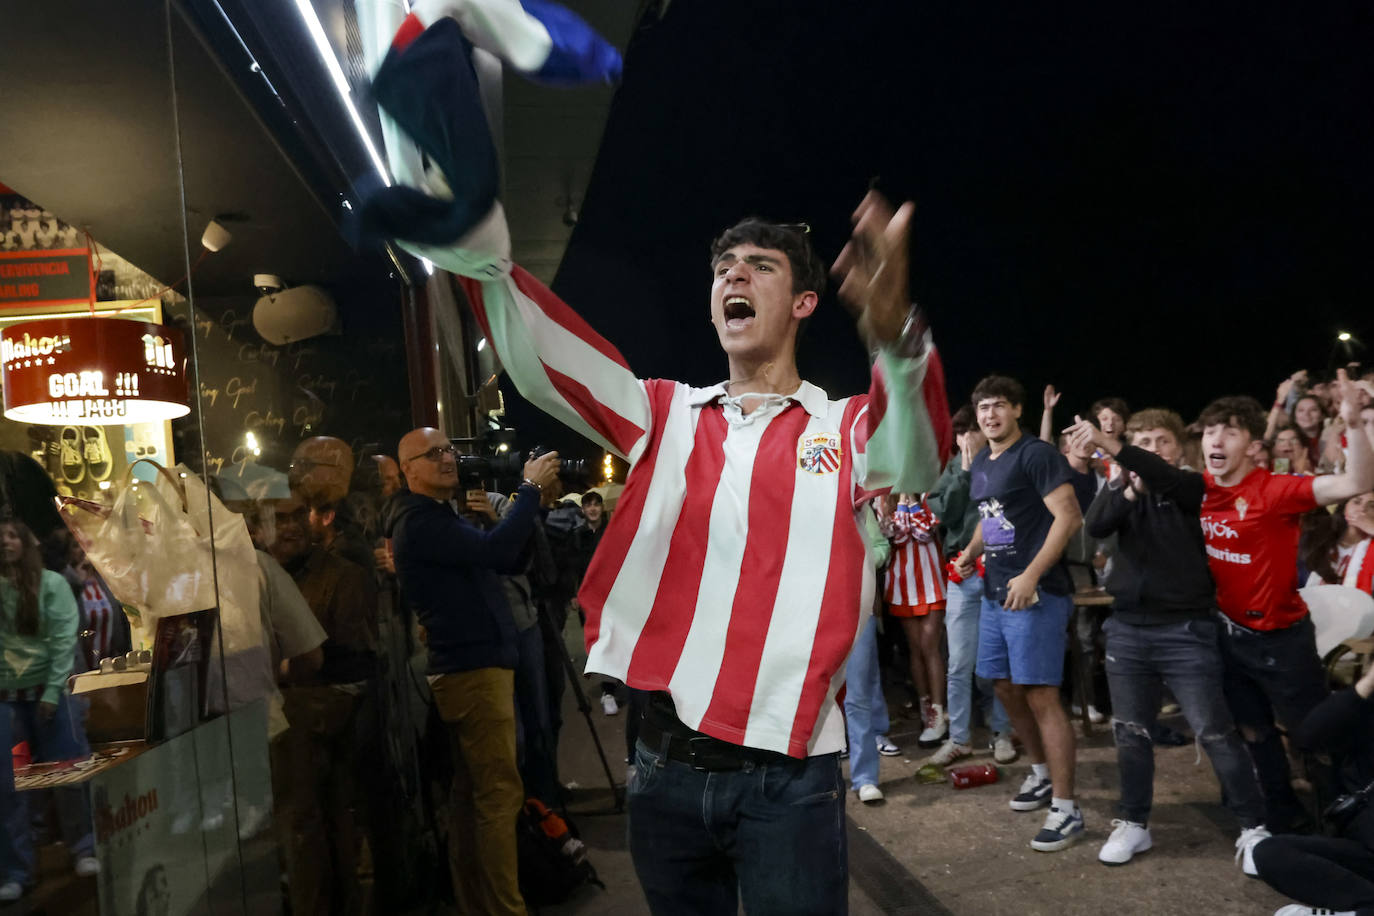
[1235,497,1248,520]
[798,432,842,475]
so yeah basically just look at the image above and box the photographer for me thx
[1251,660,1374,916]
[382,427,559,916]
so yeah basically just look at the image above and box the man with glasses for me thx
[382,428,559,916]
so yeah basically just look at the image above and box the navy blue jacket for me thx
[383,484,539,674]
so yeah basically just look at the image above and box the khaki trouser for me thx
[272,686,366,916]
[432,667,526,916]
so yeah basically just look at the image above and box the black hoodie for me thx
[382,483,540,673]
[1084,445,1216,624]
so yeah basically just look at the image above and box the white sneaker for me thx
[925,739,972,767]
[875,735,901,757]
[1273,906,1355,916]
[1087,705,1106,724]
[601,694,619,716]
[0,882,21,902]
[992,732,1018,764]
[857,784,884,804]
[1236,825,1272,877]
[74,856,100,877]
[1098,819,1152,865]
[918,705,948,747]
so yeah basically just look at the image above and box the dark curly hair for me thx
[709,219,826,297]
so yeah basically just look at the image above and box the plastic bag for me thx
[58,460,263,671]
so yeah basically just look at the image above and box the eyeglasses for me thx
[404,445,459,463]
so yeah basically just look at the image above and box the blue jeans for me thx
[844,617,890,790]
[0,693,94,884]
[628,740,847,915]
[1104,616,1265,827]
[945,576,1008,745]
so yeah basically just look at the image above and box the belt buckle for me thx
[687,736,716,772]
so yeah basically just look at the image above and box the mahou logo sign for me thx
[95,788,159,844]
[0,316,189,424]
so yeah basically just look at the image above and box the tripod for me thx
[539,600,624,814]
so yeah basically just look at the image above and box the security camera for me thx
[253,274,284,296]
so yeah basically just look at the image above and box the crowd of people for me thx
[838,367,1374,916]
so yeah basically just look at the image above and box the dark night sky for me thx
[509,2,1374,460]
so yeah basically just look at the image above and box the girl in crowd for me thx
[882,493,949,745]
[0,518,95,902]
[1275,425,1317,475]
[1304,492,1374,593]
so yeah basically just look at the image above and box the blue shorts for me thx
[975,591,1072,686]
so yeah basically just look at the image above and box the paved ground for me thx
[542,616,1297,916]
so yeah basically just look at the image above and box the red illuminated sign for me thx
[1,317,189,424]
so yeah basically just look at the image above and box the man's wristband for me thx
[892,304,928,359]
[521,478,542,491]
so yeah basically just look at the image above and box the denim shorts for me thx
[975,590,1072,686]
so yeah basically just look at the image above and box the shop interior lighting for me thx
[291,0,392,188]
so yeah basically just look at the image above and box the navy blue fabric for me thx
[970,434,1075,601]
[362,19,499,247]
[384,486,540,674]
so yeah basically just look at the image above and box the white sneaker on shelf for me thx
[601,694,619,716]
[1098,819,1151,865]
[918,705,948,747]
[992,732,1018,764]
[74,856,100,878]
[1272,906,1355,916]
[857,784,884,804]
[925,739,972,767]
[0,882,21,902]
[875,735,901,757]
[1236,825,1272,877]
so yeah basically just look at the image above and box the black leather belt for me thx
[639,697,796,772]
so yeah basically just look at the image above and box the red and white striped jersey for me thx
[884,498,947,609]
[385,208,949,755]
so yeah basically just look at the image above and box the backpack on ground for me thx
[516,797,604,906]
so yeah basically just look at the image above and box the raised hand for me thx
[831,191,915,346]
[1336,368,1362,424]
[1044,385,1062,410]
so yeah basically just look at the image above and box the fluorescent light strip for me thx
[290,0,392,187]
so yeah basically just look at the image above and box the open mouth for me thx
[1206,451,1227,469]
[723,295,756,329]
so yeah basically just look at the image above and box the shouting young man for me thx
[954,376,1085,852]
[361,10,951,909]
[1196,371,1374,837]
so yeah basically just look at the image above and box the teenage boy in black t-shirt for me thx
[955,376,1085,852]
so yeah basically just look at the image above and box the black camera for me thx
[1324,778,1374,833]
[527,445,590,484]
[457,452,524,490]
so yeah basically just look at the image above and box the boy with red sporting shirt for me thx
[1198,370,1374,835]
